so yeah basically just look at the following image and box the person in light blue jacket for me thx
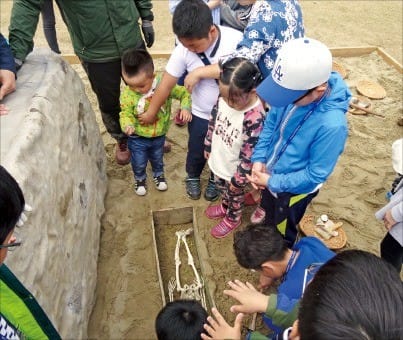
[247,38,350,246]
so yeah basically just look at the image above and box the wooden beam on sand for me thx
[62,47,402,73]
[61,50,171,65]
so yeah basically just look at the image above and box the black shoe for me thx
[204,178,219,201]
[186,177,201,200]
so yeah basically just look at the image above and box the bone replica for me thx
[315,214,343,240]
[167,228,207,309]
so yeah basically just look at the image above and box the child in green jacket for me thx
[119,49,191,196]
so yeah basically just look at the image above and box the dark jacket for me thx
[9,0,153,62]
[0,33,16,75]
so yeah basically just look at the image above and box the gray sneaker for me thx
[204,177,219,201]
[185,177,201,200]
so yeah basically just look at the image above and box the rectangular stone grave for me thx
[151,206,215,310]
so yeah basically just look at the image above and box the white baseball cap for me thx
[392,138,403,174]
[257,38,333,107]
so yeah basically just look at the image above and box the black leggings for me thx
[380,232,403,272]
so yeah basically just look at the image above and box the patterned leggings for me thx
[214,175,245,222]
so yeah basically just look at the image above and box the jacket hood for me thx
[321,72,351,113]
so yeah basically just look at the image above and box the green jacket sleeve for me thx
[134,0,154,21]
[9,0,44,61]
[170,84,191,111]
[266,294,299,329]
[119,86,137,130]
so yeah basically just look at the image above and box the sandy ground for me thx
[1,1,402,339]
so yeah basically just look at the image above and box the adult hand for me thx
[138,110,156,125]
[0,69,16,100]
[184,67,203,93]
[224,280,269,314]
[201,307,244,340]
[383,209,397,231]
[141,20,155,48]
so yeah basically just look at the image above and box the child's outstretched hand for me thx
[224,280,269,314]
[201,307,244,340]
[178,109,192,123]
[124,126,135,135]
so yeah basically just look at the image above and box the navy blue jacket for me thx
[0,33,16,75]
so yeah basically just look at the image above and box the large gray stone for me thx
[0,49,107,338]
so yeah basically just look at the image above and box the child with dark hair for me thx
[203,250,403,340]
[119,48,191,196]
[0,165,25,256]
[294,250,403,339]
[0,165,60,339]
[218,223,334,339]
[155,299,208,340]
[204,57,264,238]
[139,0,243,201]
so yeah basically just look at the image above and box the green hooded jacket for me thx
[8,0,153,62]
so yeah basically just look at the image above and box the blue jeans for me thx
[186,115,209,177]
[127,135,165,181]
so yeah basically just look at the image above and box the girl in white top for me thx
[204,57,265,238]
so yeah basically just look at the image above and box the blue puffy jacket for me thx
[251,72,350,194]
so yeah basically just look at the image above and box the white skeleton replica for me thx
[167,228,207,309]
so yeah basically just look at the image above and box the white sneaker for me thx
[154,175,168,191]
[135,179,147,196]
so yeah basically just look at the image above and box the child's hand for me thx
[179,109,192,123]
[201,307,243,340]
[224,280,269,314]
[124,126,135,135]
[138,110,156,125]
[184,67,203,93]
[247,168,269,190]
[204,150,210,160]
[383,209,397,231]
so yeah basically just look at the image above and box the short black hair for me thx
[299,250,403,340]
[121,48,154,77]
[155,299,208,340]
[233,224,288,270]
[172,0,213,39]
[0,165,25,244]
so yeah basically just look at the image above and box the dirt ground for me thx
[1,1,402,339]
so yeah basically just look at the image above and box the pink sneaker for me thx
[210,218,241,238]
[205,204,226,219]
[250,206,266,224]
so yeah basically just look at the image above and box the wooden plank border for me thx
[62,46,402,73]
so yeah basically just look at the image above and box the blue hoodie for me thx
[251,72,350,194]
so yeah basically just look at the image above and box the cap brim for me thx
[257,75,308,107]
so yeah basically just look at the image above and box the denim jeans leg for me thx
[128,136,148,181]
[186,115,209,177]
[149,136,165,178]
